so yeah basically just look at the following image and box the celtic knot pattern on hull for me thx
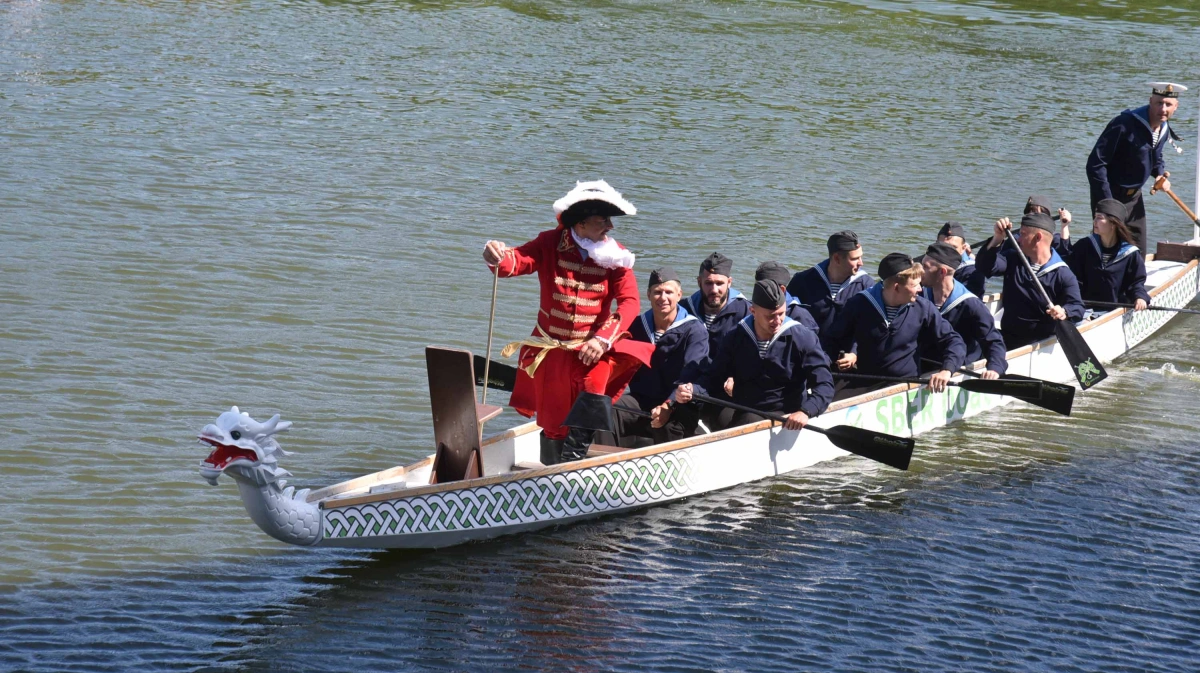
[1124,265,1197,345]
[324,451,698,539]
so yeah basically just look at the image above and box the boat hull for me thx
[294,259,1200,549]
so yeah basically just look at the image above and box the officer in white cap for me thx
[1086,81,1188,253]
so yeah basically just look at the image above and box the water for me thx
[3,0,1200,670]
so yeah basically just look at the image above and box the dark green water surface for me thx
[3,0,1200,670]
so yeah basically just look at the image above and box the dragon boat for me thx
[197,247,1200,550]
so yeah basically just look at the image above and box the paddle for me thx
[690,392,914,471]
[833,372,1043,399]
[474,354,519,392]
[1084,300,1200,316]
[1150,182,1200,228]
[920,357,1074,416]
[1002,227,1107,390]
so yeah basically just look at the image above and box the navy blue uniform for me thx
[975,245,1085,349]
[785,291,820,335]
[824,283,966,379]
[920,282,1008,375]
[687,317,834,418]
[785,261,873,342]
[1065,234,1151,305]
[626,306,709,408]
[680,288,751,363]
[1086,105,1177,251]
[955,251,989,297]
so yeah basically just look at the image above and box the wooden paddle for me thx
[474,354,519,392]
[1084,300,1200,316]
[1150,182,1200,228]
[690,393,914,471]
[920,357,1074,416]
[1002,227,1107,390]
[833,372,1043,399]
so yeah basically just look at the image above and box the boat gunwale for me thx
[316,258,1197,511]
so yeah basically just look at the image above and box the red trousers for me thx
[510,347,643,440]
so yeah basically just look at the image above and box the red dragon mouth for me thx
[199,436,259,470]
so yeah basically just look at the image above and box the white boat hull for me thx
[249,259,1200,549]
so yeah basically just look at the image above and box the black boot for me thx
[539,433,562,466]
[560,427,594,462]
[559,392,616,462]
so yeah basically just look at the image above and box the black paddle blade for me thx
[956,377,1043,399]
[821,425,914,471]
[1001,373,1075,416]
[472,355,518,393]
[1053,320,1107,390]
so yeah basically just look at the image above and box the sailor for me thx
[482,180,654,464]
[671,280,834,431]
[1066,199,1151,311]
[823,253,965,396]
[919,243,1007,379]
[614,267,709,446]
[935,221,987,296]
[975,212,1086,349]
[754,261,819,334]
[1086,81,1187,253]
[679,252,752,358]
[785,230,873,340]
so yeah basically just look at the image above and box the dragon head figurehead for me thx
[197,407,321,547]
[198,406,293,486]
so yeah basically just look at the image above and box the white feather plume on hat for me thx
[552,180,637,217]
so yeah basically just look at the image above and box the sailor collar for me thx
[1086,234,1139,267]
[1128,105,1173,146]
[863,282,914,326]
[920,280,975,315]
[815,260,868,299]
[686,288,747,318]
[737,314,802,355]
[639,305,699,344]
[1032,249,1067,278]
[959,250,975,269]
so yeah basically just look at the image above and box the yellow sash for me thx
[501,324,587,378]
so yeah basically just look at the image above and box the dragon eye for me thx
[230,430,241,440]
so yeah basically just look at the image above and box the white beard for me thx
[571,231,635,270]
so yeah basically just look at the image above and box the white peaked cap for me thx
[1149,81,1188,96]
[552,180,637,217]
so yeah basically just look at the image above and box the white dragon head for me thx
[198,406,293,487]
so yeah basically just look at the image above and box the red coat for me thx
[491,226,654,422]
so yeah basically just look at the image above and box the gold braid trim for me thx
[549,309,598,323]
[552,293,601,307]
[556,258,608,276]
[555,276,605,292]
[500,325,588,378]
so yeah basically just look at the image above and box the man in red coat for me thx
[483,181,653,464]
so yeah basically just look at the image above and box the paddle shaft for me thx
[1085,300,1200,315]
[691,393,821,433]
[834,372,962,387]
[1155,184,1200,226]
[1002,228,1058,309]
[481,259,501,407]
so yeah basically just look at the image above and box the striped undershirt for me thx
[702,311,717,326]
[829,281,843,295]
[757,339,771,356]
[884,305,901,322]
